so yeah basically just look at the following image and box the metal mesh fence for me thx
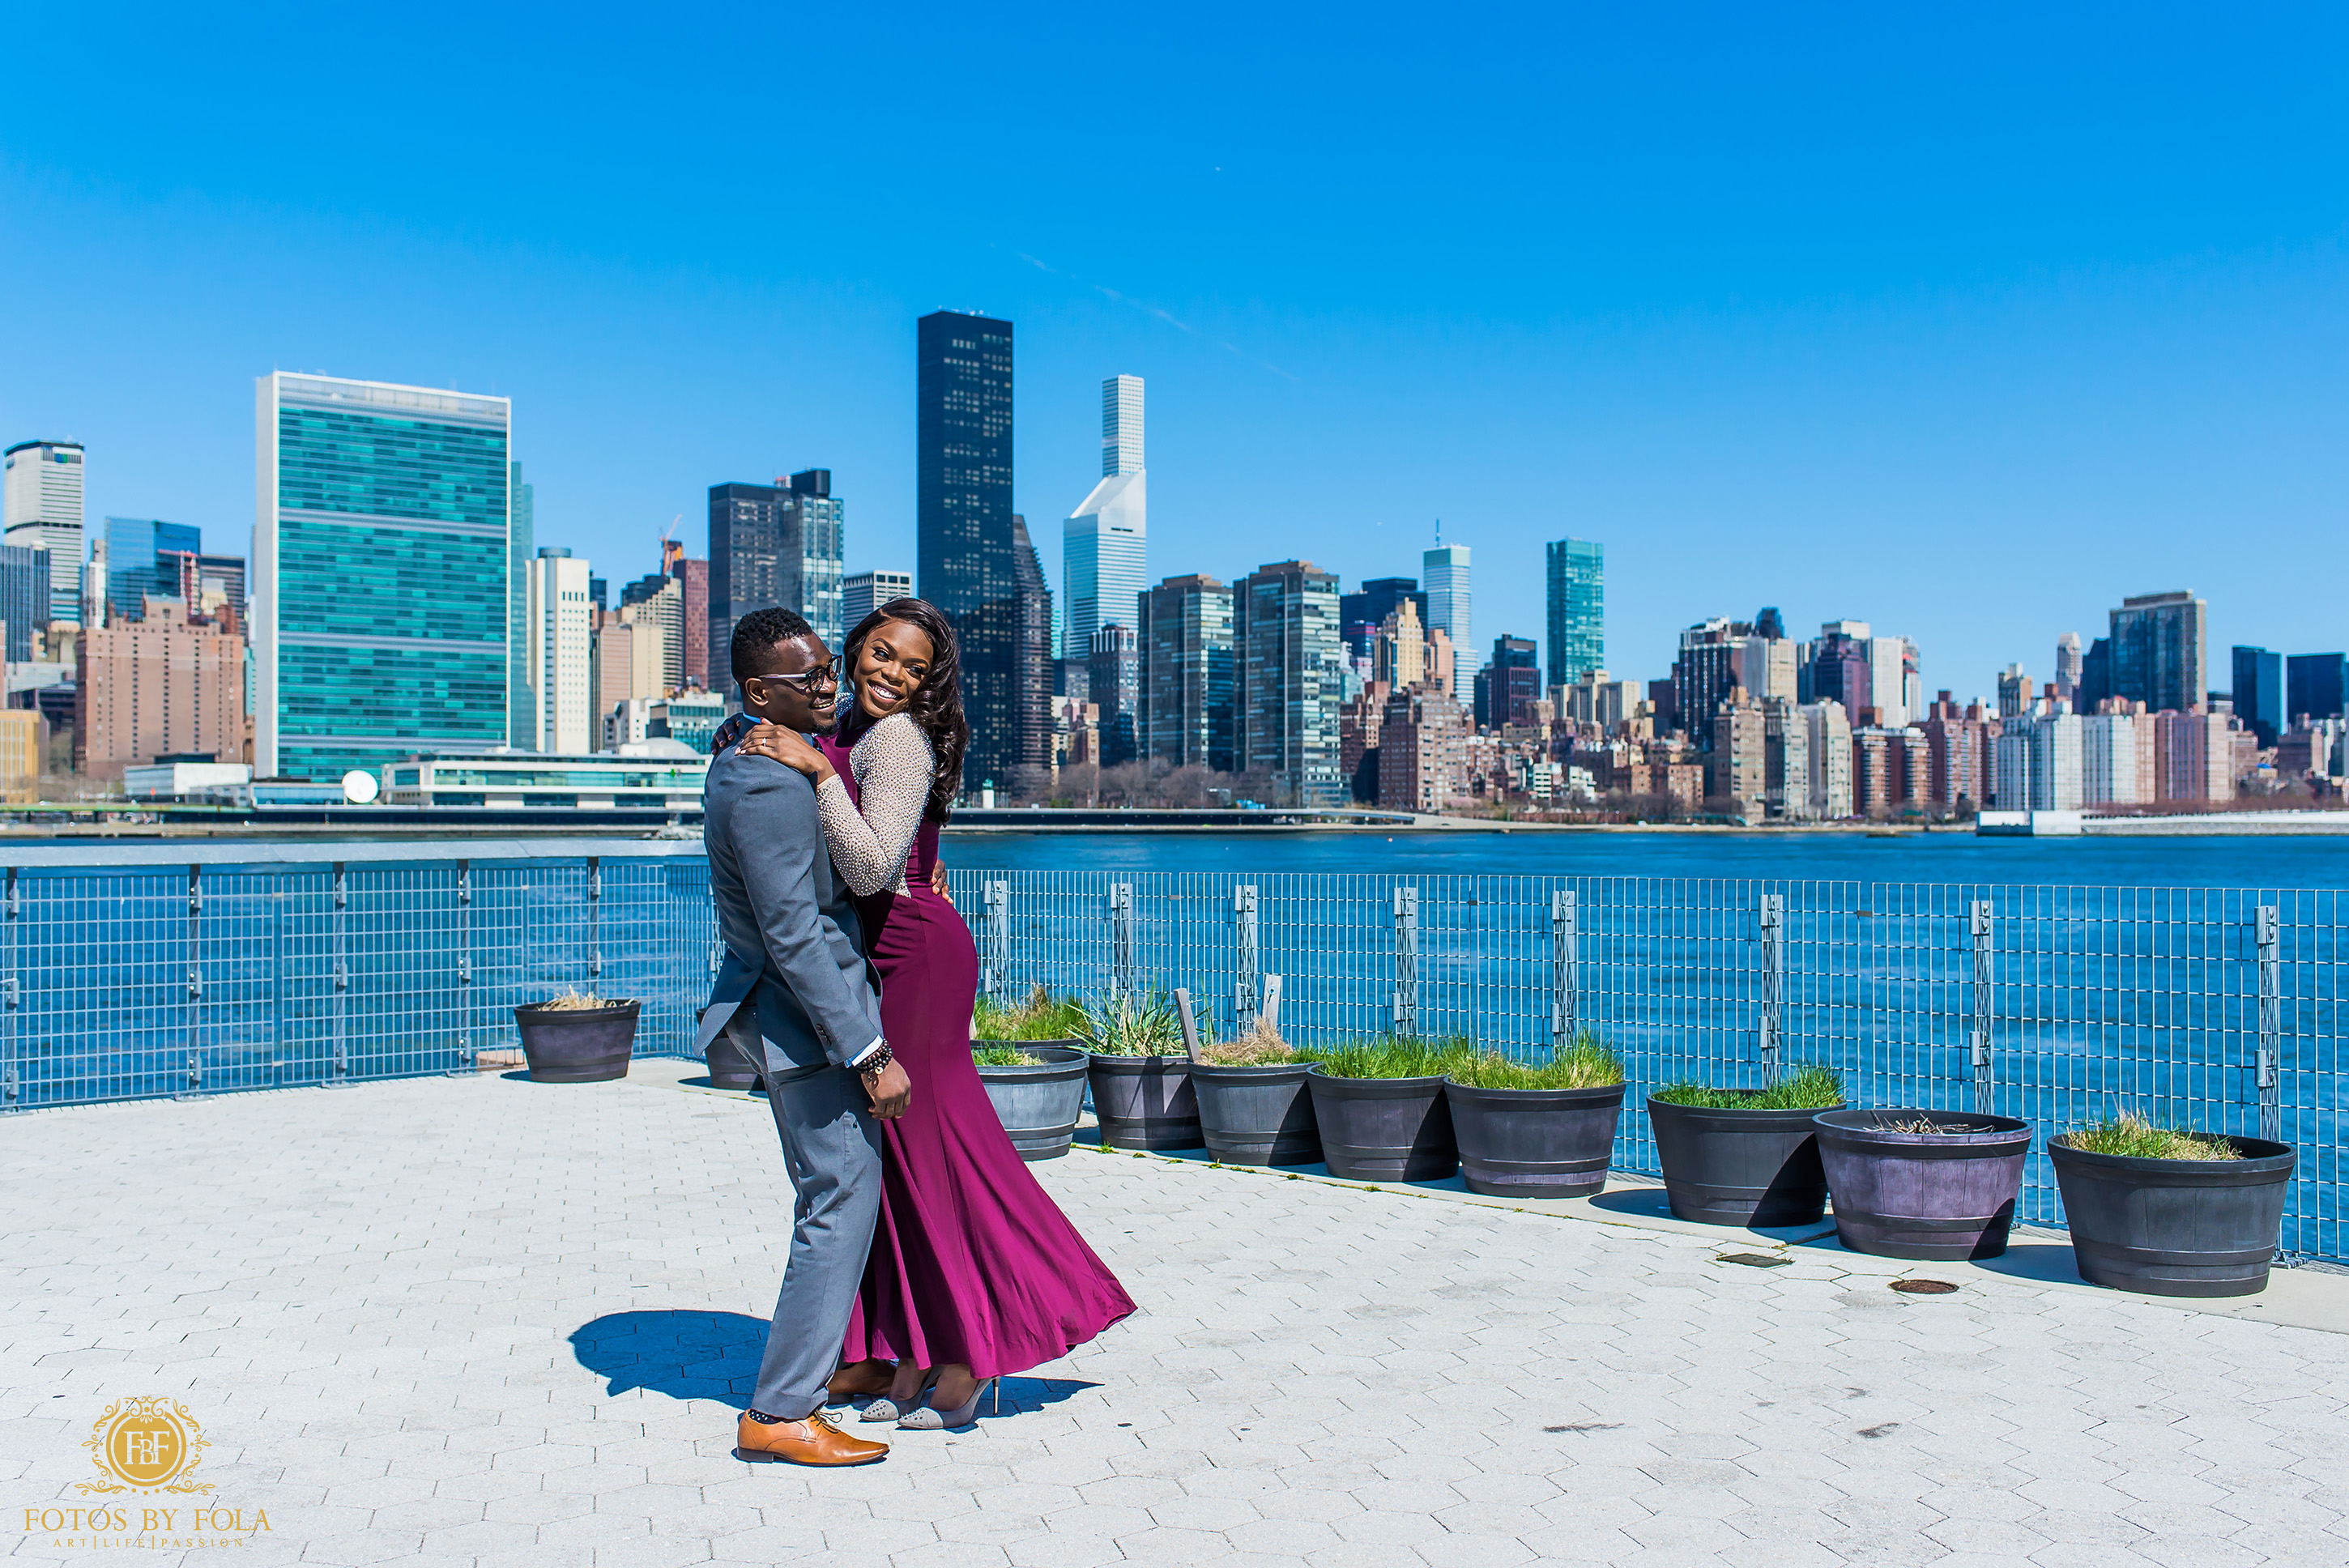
[2,854,2338,1262]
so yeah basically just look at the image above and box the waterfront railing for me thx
[8,842,2341,1263]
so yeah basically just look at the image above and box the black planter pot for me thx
[514,1001,640,1084]
[1813,1109,2032,1260]
[1087,1055,1202,1150]
[703,1043,761,1092]
[2049,1135,2296,1297]
[1447,1080,1626,1199]
[697,1007,763,1091]
[974,1042,1089,1162]
[1645,1095,1843,1226]
[1192,1063,1322,1166]
[1305,1067,1457,1182]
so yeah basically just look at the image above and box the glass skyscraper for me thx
[919,309,1050,790]
[2231,645,2283,746]
[508,462,535,747]
[3,439,85,628]
[2108,590,2207,716]
[0,542,49,661]
[1235,559,1345,807]
[103,517,202,620]
[1545,538,1605,688]
[1423,539,1473,681]
[1139,573,1234,771]
[1064,374,1148,658]
[255,373,511,780]
[788,469,846,650]
[708,469,845,692]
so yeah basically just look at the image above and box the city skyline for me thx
[7,11,2349,707]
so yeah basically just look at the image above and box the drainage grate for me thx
[1716,1252,1789,1268]
[1890,1278,1958,1295]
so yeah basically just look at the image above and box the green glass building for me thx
[255,373,511,781]
[1545,537,1605,690]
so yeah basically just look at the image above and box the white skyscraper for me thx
[2081,711,2140,806]
[2030,713,2084,811]
[1423,535,1473,680]
[4,439,86,628]
[1865,635,1912,728]
[842,569,913,633]
[526,548,595,754]
[1064,375,1149,654]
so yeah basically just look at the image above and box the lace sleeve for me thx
[813,715,934,897]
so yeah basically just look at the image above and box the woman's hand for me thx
[732,721,834,782]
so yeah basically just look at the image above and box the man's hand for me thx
[929,860,953,905]
[863,1059,912,1118]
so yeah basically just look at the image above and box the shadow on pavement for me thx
[569,1310,1100,1413]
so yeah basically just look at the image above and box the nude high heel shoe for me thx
[859,1366,940,1424]
[897,1377,999,1430]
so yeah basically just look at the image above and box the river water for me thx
[943,826,2349,889]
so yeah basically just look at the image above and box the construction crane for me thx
[658,513,683,573]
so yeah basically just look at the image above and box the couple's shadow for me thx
[569,1310,1098,1416]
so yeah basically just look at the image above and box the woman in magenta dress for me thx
[718,597,1134,1430]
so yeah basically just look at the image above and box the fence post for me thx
[1968,899,1995,1116]
[981,880,1009,1002]
[328,862,350,1089]
[177,866,205,1101]
[449,861,475,1076]
[2,867,18,1114]
[587,857,603,983]
[1550,888,1579,1050]
[1392,884,1419,1037]
[1233,884,1260,1033]
[2255,904,2281,1145]
[1109,883,1137,1001]
[1756,893,1784,1085]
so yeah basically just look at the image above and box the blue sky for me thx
[5,3,2347,698]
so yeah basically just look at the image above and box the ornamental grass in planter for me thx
[1190,1017,1328,1167]
[1646,1067,1844,1226]
[974,984,1089,1044]
[1812,1108,2032,1260]
[514,990,640,1084]
[1306,1038,1474,1182]
[1077,991,1202,1150]
[2048,1112,2296,1297]
[968,986,1093,1161]
[1445,1034,1628,1199]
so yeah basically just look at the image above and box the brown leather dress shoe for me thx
[825,1359,897,1400]
[735,1411,888,1466]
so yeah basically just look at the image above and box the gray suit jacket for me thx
[695,741,882,1078]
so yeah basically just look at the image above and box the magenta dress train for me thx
[819,730,1136,1380]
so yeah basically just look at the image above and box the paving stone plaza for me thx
[6,1061,2347,1567]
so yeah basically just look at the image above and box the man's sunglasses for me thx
[752,656,843,694]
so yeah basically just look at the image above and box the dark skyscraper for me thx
[2232,646,2283,746]
[1478,633,1540,728]
[708,475,842,693]
[918,310,1040,790]
[1338,577,1426,666]
[2108,590,2207,714]
[710,482,785,695]
[2287,653,2347,726]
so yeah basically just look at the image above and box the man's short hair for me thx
[731,607,816,686]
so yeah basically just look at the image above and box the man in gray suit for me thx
[694,607,911,1467]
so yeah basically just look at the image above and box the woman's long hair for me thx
[842,597,968,822]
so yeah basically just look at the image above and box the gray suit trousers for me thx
[751,1063,884,1421]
